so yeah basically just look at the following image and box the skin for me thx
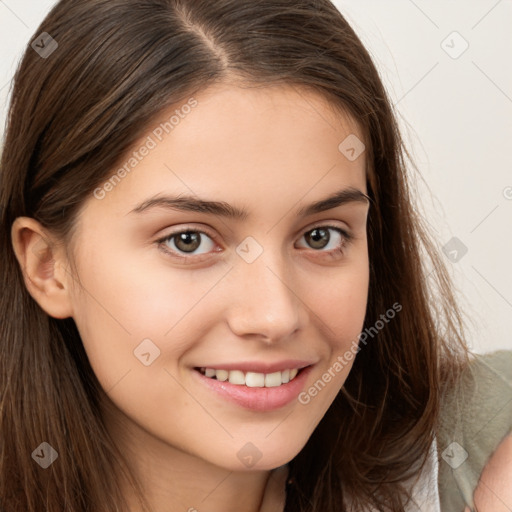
[467,433,512,512]
[11,83,371,512]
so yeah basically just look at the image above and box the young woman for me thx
[1,1,510,511]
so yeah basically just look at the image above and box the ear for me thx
[11,217,74,319]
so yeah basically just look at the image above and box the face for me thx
[65,83,370,472]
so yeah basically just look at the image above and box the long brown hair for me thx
[0,0,470,510]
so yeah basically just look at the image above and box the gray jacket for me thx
[437,350,512,511]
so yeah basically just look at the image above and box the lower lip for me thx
[192,365,314,412]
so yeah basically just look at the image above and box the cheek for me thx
[313,256,369,345]
[68,252,218,446]
[69,247,231,385]
[295,258,369,416]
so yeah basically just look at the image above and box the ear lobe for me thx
[11,217,74,319]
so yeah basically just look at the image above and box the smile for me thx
[197,367,300,387]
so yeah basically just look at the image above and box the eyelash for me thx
[155,223,353,262]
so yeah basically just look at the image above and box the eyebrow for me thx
[128,187,370,220]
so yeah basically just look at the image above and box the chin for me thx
[207,434,308,473]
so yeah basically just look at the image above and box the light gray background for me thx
[1,1,511,354]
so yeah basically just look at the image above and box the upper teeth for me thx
[199,368,299,387]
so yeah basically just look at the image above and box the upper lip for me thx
[195,359,315,374]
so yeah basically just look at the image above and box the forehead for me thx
[78,82,367,226]
[169,81,365,153]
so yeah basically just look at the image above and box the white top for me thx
[404,434,441,512]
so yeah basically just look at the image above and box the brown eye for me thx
[159,229,217,257]
[174,231,201,253]
[157,224,352,262]
[304,227,331,250]
[296,225,353,259]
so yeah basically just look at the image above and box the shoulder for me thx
[436,350,512,511]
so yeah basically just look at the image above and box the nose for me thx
[225,250,306,343]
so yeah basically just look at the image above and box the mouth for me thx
[192,364,314,411]
[195,367,302,388]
